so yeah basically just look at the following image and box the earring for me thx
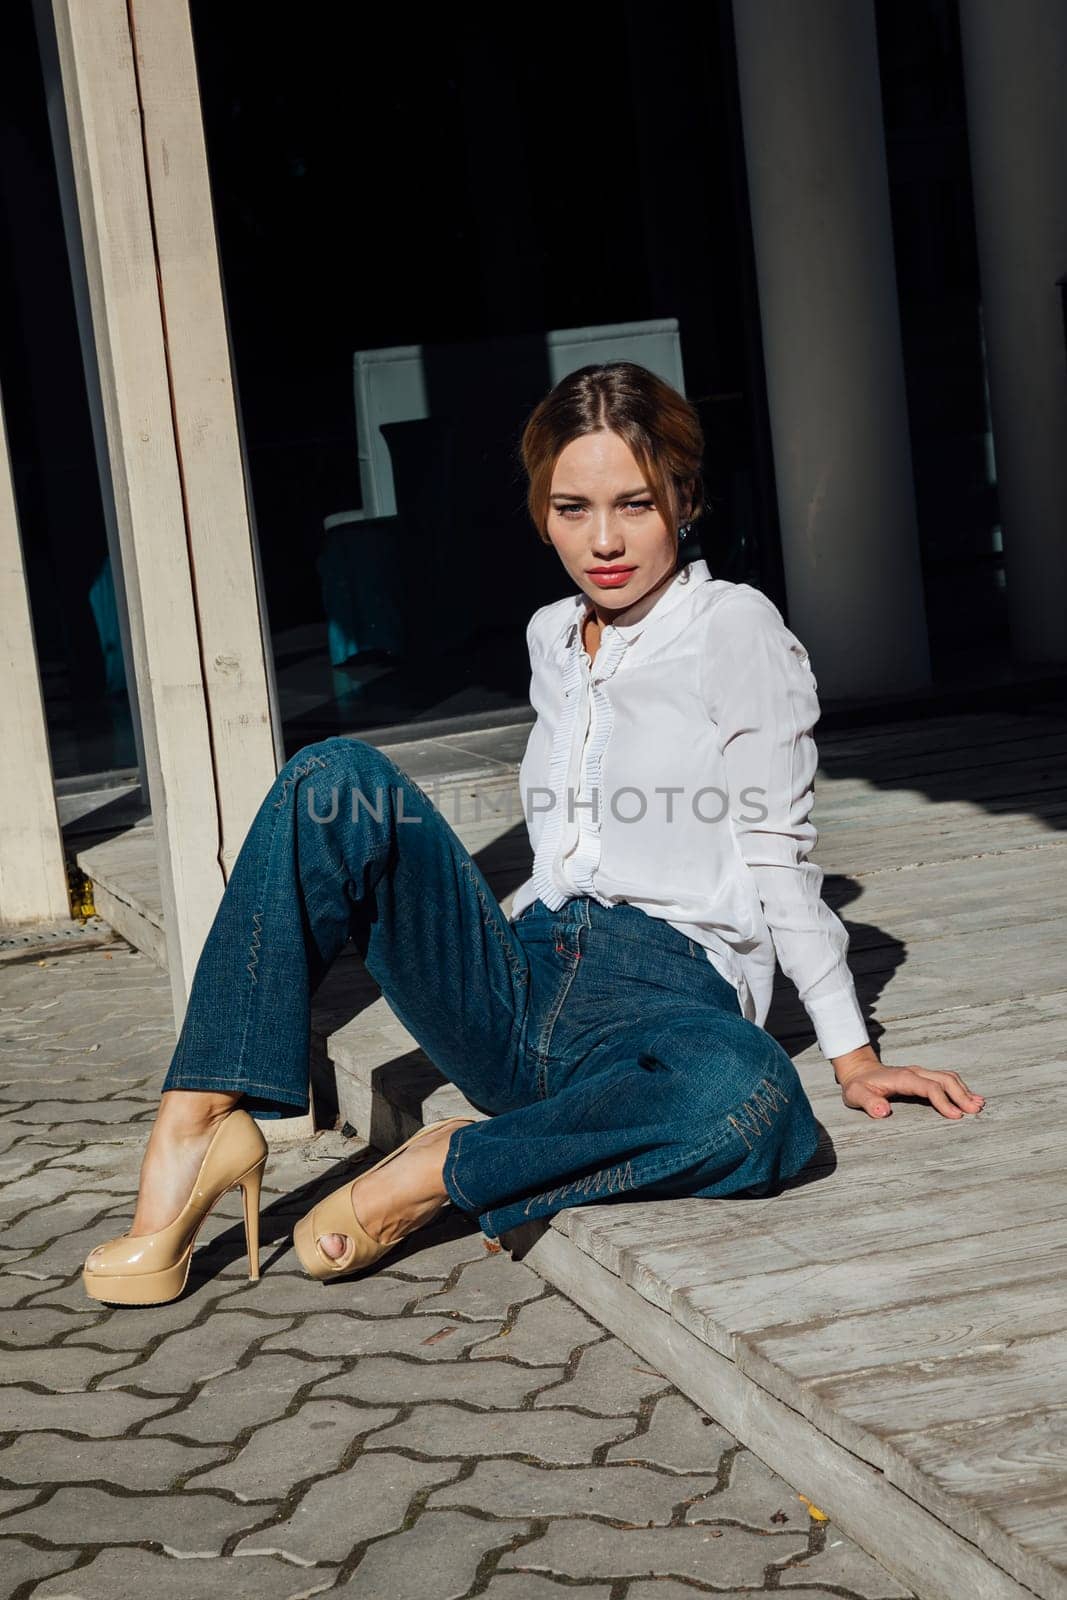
[678,523,691,541]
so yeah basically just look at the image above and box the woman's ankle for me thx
[157,1088,243,1133]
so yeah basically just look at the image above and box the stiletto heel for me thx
[293,1117,472,1283]
[82,1108,269,1307]
[239,1156,267,1281]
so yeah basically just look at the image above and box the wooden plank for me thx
[128,0,279,875]
[753,1274,1067,1381]
[591,1179,1066,1321]
[893,1406,1067,1512]
[813,1331,1067,1437]
[668,1223,1066,1341]
[48,0,220,1018]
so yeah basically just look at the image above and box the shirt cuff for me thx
[803,983,870,1062]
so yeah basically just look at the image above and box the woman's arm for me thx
[704,590,868,1058]
[706,591,984,1122]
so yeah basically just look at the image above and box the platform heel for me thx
[82,1108,270,1307]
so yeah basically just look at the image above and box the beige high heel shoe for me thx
[82,1108,269,1306]
[292,1117,472,1282]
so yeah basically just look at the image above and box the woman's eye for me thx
[553,501,653,518]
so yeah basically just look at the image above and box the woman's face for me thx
[545,430,680,621]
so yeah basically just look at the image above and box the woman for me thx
[83,362,984,1306]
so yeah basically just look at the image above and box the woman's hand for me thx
[830,1044,985,1121]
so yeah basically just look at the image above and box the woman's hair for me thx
[520,361,705,547]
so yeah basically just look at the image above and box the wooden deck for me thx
[76,698,1067,1599]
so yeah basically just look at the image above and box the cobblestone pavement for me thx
[0,945,915,1600]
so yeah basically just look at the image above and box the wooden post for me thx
[46,0,308,1132]
[0,379,71,927]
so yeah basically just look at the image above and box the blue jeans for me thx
[162,737,820,1240]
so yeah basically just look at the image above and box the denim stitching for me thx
[726,1075,792,1151]
[459,860,529,985]
[162,1072,308,1101]
[633,1071,794,1189]
[519,1069,642,1215]
[533,942,583,1098]
[520,1159,636,1214]
[272,753,330,810]
[246,910,263,986]
[443,1125,480,1210]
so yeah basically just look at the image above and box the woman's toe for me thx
[318,1232,348,1260]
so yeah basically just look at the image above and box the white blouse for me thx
[509,557,870,1062]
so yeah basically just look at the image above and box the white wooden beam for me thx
[46,0,278,1009]
[127,0,280,870]
[0,380,71,926]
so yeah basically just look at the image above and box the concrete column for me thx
[958,0,1067,664]
[0,378,71,926]
[731,0,931,699]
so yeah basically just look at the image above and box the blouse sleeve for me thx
[702,590,869,1062]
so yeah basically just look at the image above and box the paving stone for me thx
[2,1122,142,1146]
[532,1337,671,1415]
[30,1547,338,1599]
[0,1342,147,1389]
[140,1354,342,1443]
[0,1303,97,1343]
[235,1451,459,1563]
[0,1539,77,1591]
[0,1122,36,1153]
[0,1487,41,1513]
[0,1271,69,1311]
[259,1312,504,1361]
[314,1355,561,1409]
[426,1458,720,1523]
[20,1273,142,1313]
[0,1079,130,1104]
[0,1141,66,1170]
[219,1269,441,1317]
[47,1143,144,1173]
[498,1521,809,1585]
[63,1287,242,1349]
[2,1196,125,1253]
[630,1589,821,1600]
[686,1447,807,1529]
[2,1098,152,1126]
[469,1292,603,1366]
[409,1252,544,1321]
[606,1393,737,1473]
[1,1483,268,1556]
[188,1400,396,1500]
[1,1386,174,1435]
[97,1311,283,1393]
[0,1432,223,1490]
[0,1167,102,1212]
[776,1529,915,1596]
[366,1403,632,1464]
[14,1213,138,1277]
[483,1578,611,1600]
[378,1225,493,1278]
[332,1507,529,1598]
